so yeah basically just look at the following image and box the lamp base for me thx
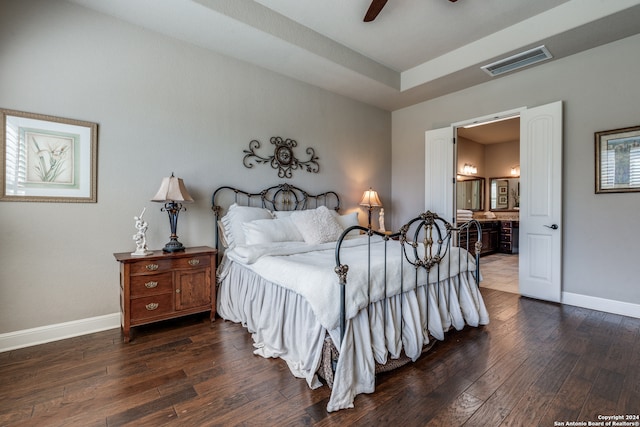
[162,237,185,253]
[160,202,186,252]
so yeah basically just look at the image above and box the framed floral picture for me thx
[1,109,98,202]
[595,125,640,194]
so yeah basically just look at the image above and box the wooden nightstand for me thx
[113,246,217,342]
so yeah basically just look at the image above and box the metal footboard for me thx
[456,218,483,286]
[334,211,482,347]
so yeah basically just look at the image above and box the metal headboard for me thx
[211,183,341,254]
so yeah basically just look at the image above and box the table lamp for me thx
[151,173,194,252]
[359,188,382,229]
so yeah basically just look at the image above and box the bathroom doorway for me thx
[456,117,520,294]
[427,102,563,300]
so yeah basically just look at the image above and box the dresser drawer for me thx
[173,255,211,269]
[130,272,173,297]
[499,242,513,252]
[500,234,512,243]
[130,293,174,321]
[129,259,172,274]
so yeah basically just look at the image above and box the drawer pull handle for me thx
[145,303,159,311]
[188,259,200,266]
[145,264,159,271]
[144,281,158,289]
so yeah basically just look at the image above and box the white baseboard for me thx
[0,313,120,353]
[2,294,637,352]
[562,292,640,319]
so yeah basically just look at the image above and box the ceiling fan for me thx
[364,0,458,22]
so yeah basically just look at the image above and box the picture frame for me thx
[498,195,508,205]
[1,109,98,202]
[499,186,508,194]
[595,125,640,194]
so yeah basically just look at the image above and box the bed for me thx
[212,183,489,412]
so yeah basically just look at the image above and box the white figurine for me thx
[378,208,386,232]
[131,208,152,256]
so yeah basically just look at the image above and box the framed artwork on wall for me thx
[1,109,98,202]
[595,125,640,194]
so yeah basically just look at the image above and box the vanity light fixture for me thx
[510,165,520,176]
[463,164,478,175]
[152,173,194,252]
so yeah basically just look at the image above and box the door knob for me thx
[544,224,559,230]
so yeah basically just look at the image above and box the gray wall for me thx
[392,33,640,305]
[0,0,391,334]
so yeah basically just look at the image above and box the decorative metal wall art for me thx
[242,136,319,178]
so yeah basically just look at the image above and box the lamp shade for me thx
[359,188,382,207]
[151,173,194,203]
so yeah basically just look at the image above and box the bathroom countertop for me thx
[459,217,520,222]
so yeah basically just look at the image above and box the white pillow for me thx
[272,210,294,218]
[332,211,359,228]
[331,211,360,239]
[220,203,273,248]
[290,206,344,244]
[242,217,304,245]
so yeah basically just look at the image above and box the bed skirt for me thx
[217,260,489,412]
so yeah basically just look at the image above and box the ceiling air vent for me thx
[481,45,552,77]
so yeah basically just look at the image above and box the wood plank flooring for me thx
[1,288,638,426]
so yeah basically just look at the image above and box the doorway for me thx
[456,117,520,294]
[426,101,563,302]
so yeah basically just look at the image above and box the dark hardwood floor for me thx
[1,288,638,426]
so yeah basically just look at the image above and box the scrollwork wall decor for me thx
[242,136,319,178]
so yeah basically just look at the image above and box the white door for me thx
[519,101,563,302]
[425,127,454,223]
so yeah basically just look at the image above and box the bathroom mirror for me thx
[490,177,520,210]
[456,175,484,211]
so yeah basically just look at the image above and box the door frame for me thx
[452,108,523,130]
[446,103,563,303]
[452,107,525,230]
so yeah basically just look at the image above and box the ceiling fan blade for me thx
[364,0,388,22]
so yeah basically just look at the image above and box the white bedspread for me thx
[217,235,489,412]
[221,235,477,331]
